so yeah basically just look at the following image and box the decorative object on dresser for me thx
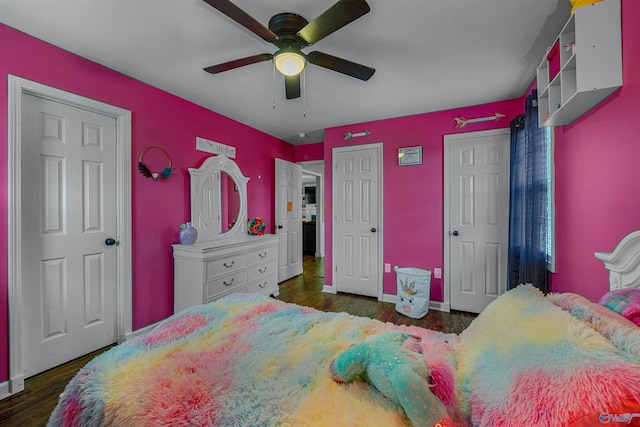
[173,155,279,313]
[536,0,621,127]
[178,222,198,245]
[247,216,266,236]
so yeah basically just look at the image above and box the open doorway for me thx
[300,161,324,279]
[302,173,318,256]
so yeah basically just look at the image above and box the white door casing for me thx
[332,143,383,299]
[308,172,322,257]
[7,76,132,395]
[20,94,118,377]
[275,158,303,282]
[444,129,510,313]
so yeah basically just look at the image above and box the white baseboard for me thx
[323,288,450,312]
[124,321,160,341]
[0,374,25,401]
[381,293,396,304]
[0,322,162,401]
[322,285,336,294]
[429,300,450,312]
[0,380,9,400]
[382,293,450,312]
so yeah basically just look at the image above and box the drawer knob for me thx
[223,261,235,268]
[259,282,266,288]
[259,252,267,258]
[259,267,268,274]
[223,278,234,287]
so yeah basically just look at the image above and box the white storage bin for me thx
[395,266,431,319]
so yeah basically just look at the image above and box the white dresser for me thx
[173,234,279,312]
[173,154,280,313]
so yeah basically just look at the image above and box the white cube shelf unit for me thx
[537,0,621,127]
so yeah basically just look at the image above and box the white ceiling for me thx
[0,0,571,145]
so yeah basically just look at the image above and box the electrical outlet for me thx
[433,268,442,279]
[384,263,391,273]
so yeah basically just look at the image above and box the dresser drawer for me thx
[247,260,277,282]
[206,253,247,278]
[206,284,249,304]
[206,270,247,298]
[247,273,277,294]
[248,245,277,266]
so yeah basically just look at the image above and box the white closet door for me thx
[21,93,118,377]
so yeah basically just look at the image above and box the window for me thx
[507,90,554,291]
[544,127,555,272]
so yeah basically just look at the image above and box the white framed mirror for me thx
[189,155,249,242]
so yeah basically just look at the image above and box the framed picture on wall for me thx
[398,146,422,166]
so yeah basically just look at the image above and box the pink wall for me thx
[0,24,294,382]
[323,99,522,301]
[322,0,640,304]
[295,142,324,162]
[550,0,640,301]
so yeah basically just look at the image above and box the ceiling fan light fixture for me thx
[274,49,306,76]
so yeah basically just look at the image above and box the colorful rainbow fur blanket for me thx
[49,286,640,427]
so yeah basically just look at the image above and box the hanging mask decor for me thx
[138,146,173,181]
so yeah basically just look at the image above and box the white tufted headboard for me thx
[595,230,640,291]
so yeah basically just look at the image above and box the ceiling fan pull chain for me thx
[303,68,306,117]
[272,64,277,109]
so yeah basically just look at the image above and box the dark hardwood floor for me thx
[0,346,113,427]
[278,256,476,334]
[0,256,476,426]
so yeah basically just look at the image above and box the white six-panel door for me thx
[275,158,303,282]
[445,129,510,313]
[20,93,118,377]
[333,144,383,298]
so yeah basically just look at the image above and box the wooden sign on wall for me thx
[196,137,236,158]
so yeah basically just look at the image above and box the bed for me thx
[48,231,640,427]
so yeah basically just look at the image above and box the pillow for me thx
[554,292,639,330]
[599,289,640,327]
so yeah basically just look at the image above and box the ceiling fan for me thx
[202,0,375,99]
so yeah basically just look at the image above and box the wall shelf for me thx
[537,0,621,127]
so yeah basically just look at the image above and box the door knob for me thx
[105,238,118,246]
[277,225,283,229]
[452,230,460,236]
[371,227,377,233]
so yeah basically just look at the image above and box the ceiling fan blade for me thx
[284,75,301,99]
[308,51,375,81]
[202,0,278,42]
[297,0,370,45]
[204,53,273,74]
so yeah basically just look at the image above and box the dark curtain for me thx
[508,90,550,292]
